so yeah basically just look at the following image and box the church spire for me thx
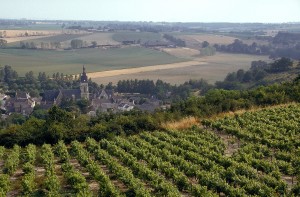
[83,65,86,74]
[80,65,88,82]
[80,65,89,100]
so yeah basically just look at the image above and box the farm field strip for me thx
[88,60,205,78]
[0,104,300,196]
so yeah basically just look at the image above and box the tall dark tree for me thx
[0,39,7,48]
[71,39,83,49]
[270,57,293,72]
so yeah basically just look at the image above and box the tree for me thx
[38,72,47,82]
[251,60,268,70]
[3,65,18,83]
[71,39,83,49]
[225,72,237,82]
[91,41,97,48]
[242,71,253,82]
[202,41,209,48]
[236,69,245,82]
[47,106,73,126]
[30,42,37,49]
[20,41,26,49]
[270,57,293,72]
[77,99,90,114]
[0,39,7,48]
[7,113,26,125]
[25,71,35,83]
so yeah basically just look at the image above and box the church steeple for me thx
[80,65,89,100]
[80,65,88,83]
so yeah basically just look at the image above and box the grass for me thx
[0,46,185,76]
[76,33,119,45]
[161,116,199,130]
[112,32,163,43]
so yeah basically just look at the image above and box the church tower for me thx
[80,65,89,100]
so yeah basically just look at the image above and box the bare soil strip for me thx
[89,60,206,79]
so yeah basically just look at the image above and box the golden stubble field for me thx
[0,29,89,43]
[0,30,61,43]
[90,52,270,85]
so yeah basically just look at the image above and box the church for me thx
[41,66,90,109]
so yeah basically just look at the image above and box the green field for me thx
[77,33,119,45]
[0,47,185,76]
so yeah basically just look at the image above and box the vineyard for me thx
[0,104,300,196]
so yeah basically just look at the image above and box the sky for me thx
[1,0,300,23]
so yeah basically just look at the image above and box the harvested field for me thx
[4,35,55,43]
[182,34,236,44]
[88,60,204,78]
[91,53,269,85]
[162,47,200,58]
[0,30,60,38]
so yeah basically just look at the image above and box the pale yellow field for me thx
[89,60,205,78]
[0,30,60,43]
[179,34,237,45]
[4,35,54,43]
[0,30,60,37]
[0,29,89,43]
[162,47,200,58]
[90,53,270,85]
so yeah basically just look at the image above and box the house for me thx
[41,89,81,109]
[135,98,160,112]
[117,103,134,112]
[4,91,36,115]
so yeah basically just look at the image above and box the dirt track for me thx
[88,60,206,79]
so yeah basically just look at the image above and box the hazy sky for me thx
[1,0,300,23]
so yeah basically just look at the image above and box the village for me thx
[0,66,166,118]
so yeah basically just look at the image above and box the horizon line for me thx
[0,18,299,24]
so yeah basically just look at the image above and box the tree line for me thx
[2,73,300,147]
[214,32,300,60]
[215,57,296,90]
[214,39,270,55]
[163,34,186,47]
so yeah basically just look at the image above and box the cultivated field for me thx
[76,33,119,45]
[179,33,237,44]
[0,30,60,38]
[91,53,269,85]
[162,47,200,59]
[1,30,271,85]
[0,30,62,44]
[0,104,299,196]
[170,33,237,49]
[0,47,185,76]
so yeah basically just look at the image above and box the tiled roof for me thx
[42,90,60,102]
[61,89,81,100]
